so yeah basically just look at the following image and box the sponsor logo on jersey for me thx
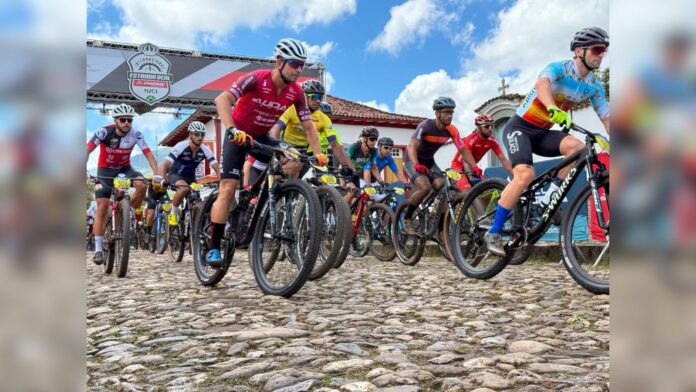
[251,98,287,111]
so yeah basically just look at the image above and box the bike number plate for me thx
[168,214,177,225]
[364,187,377,195]
[446,170,462,180]
[321,175,337,184]
[162,203,172,212]
[114,178,131,189]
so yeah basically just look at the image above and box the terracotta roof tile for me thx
[326,95,425,128]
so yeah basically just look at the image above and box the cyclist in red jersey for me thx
[450,114,514,190]
[86,103,159,265]
[205,38,329,266]
[402,97,480,234]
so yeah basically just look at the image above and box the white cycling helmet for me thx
[111,103,136,118]
[274,38,308,61]
[188,121,207,133]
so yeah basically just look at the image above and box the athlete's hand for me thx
[547,105,572,129]
[472,165,483,178]
[414,163,429,175]
[314,153,329,167]
[340,167,354,177]
[228,128,252,146]
[152,175,164,184]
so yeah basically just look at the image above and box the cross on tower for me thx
[498,78,510,96]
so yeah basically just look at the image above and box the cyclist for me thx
[450,114,513,190]
[144,174,169,231]
[270,79,353,179]
[485,27,610,255]
[206,38,329,266]
[402,97,480,234]
[345,127,383,205]
[86,103,159,265]
[156,121,220,223]
[374,137,408,185]
[86,200,97,232]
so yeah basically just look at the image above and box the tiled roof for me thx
[326,95,425,128]
[160,110,215,146]
[474,93,526,113]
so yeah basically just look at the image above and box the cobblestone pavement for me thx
[87,250,609,392]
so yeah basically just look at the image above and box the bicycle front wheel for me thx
[192,191,233,286]
[114,198,131,278]
[250,179,321,298]
[168,214,185,263]
[392,201,425,266]
[368,203,396,261]
[450,178,513,279]
[560,174,610,294]
[310,185,350,280]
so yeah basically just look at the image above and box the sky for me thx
[85,0,609,167]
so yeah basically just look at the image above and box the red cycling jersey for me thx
[229,69,311,137]
[450,131,503,170]
[87,124,151,168]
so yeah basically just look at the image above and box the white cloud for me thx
[87,0,356,50]
[324,72,335,93]
[304,41,335,62]
[450,22,475,46]
[367,0,456,56]
[357,100,391,113]
[395,0,609,127]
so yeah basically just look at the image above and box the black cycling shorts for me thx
[221,132,281,180]
[168,172,196,186]
[95,166,144,199]
[403,157,443,183]
[146,187,169,210]
[502,115,569,167]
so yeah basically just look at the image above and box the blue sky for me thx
[86,0,608,164]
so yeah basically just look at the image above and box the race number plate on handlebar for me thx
[446,170,462,180]
[364,187,377,195]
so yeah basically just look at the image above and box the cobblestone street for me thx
[87,250,609,392]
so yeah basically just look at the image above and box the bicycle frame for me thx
[410,169,464,239]
[351,190,370,237]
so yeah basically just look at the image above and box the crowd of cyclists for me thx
[87,27,611,295]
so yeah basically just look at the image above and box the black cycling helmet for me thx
[378,137,394,147]
[570,27,609,51]
[319,101,332,115]
[301,79,325,95]
[432,96,456,110]
[361,126,379,139]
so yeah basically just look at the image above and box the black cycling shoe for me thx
[93,251,105,265]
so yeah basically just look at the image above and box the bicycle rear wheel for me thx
[560,174,610,294]
[368,203,396,261]
[250,179,321,297]
[392,201,425,266]
[450,178,514,279]
[349,210,371,258]
[103,215,115,274]
[168,213,185,263]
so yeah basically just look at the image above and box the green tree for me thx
[596,67,610,101]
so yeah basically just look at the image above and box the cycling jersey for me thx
[165,140,217,178]
[87,124,151,168]
[347,142,376,171]
[229,69,311,137]
[278,106,338,151]
[411,119,465,162]
[450,131,503,169]
[517,60,610,129]
[316,125,343,154]
[375,151,399,173]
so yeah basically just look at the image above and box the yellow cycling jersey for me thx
[278,106,340,153]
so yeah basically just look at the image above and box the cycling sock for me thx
[172,205,181,215]
[94,236,104,252]
[541,177,563,205]
[211,223,225,251]
[488,205,511,234]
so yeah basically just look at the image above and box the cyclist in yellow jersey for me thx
[270,80,354,179]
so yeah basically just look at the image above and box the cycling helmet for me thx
[570,27,609,51]
[111,103,136,118]
[474,114,494,126]
[188,121,207,133]
[319,101,333,115]
[378,137,394,147]
[432,96,456,110]
[361,126,379,139]
[274,38,308,61]
[301,80,325,95]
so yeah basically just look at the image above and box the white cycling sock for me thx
[541,182,561,205]
[172,205,181,215]
[94,236,104,252]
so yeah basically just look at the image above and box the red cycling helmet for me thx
[474,114,494,127]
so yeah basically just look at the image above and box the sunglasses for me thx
[381,146,392,150]
[117,117,133,123]
[307,93,324,101]
[368,137,378,142]
[191,132,205,138]
[481,124,493,129]
[287,59,305,69]
[587,45,608,55]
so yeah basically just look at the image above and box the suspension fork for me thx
[352,193,368,237]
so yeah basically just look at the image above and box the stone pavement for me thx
[87,250,609,392]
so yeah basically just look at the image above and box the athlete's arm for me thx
[329,140,353,169]
[214,91,238,130]
[371,163,384,184]
[211,162,221,178]
[301,119,323,156]
[535,77,557,110]
[158,159,172,179]
[407,138,420,164]
[497,152,514,177]
[144,150,158,175]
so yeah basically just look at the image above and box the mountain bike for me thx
[450,123,610,294]
[341,184,396,265]
[89,174,147,278]
[193,138,323,298]
[149,198,171,254]
[167,182,208,263]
